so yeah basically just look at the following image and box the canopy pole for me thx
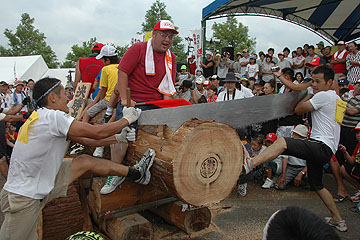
[201,20,207,61]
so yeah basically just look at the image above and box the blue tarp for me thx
[202,0,360,42]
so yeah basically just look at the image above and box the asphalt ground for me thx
[0,172,358,239]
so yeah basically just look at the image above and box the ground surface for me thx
[0,173,358,239]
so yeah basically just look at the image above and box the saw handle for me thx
[126,88,131,108]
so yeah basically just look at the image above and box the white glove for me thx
[115,126,137,143]
[122,107,141,124]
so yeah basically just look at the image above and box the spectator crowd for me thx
[0,22,360,237]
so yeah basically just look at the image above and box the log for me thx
[150,201,211,233]
[104,213,153,240]
[88,177,169,223]
[126,119,244,206]
[42,183,85,240]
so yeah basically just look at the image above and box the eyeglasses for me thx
[157,31,174,40]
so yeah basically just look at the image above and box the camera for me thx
[271,66,280,72]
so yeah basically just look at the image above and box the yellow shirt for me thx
[100,64,119,101]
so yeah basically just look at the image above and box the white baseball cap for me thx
[96,45,118,59]
[292,124,308,138]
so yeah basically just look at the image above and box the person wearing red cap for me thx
[74,43,105,98]
[330,41,349,81]
[261,133,287,189]
[99,20,178,194]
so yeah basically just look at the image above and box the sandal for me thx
[325,217,348,232]
[333,194,349,203]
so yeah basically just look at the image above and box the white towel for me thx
[335,49,346,59]
[145,38,176,96]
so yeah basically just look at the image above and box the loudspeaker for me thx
[221,46,234,61]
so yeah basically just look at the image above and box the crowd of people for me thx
[0,18,359,238]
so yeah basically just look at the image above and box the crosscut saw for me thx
[138,90,308,131]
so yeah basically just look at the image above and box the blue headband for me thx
[35,81,61,104]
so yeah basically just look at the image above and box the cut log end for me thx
[173,121,243,206]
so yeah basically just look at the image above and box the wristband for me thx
[301,171,305,175]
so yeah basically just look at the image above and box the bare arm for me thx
[68,118,129,140]
[191,90,199,104]
[117,70,135,107]
[294,94,314,115]
[339,144,355,165]
[6,104,24,115]
[274,70,311,91]
[74,61,81,91]
[346,107,359,115]
[69,135,118,147]
[1,115,23,123]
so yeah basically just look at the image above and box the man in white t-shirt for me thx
[239,49,250,76]
[292,47,305,75]
[0,77,155,239]
[242,66,348,232]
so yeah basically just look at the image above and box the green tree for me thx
[61,38,130,68]
[211,16,256,54]
[140,0,186,63]
[0,13,58,68]
[61,37,98,68]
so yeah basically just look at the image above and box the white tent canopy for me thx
[0,55,74,86]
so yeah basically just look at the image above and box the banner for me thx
[191,29,202,69]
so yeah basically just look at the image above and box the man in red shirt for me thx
[99,20,178,195]
[74,43,105,98]
[330,41,349,81]
[187,55,196,75]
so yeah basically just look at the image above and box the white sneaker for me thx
[100,176,125,194]
[93,146,104,158]
[262,178,275,189]
[237,183,247,197]
[133,148,155,185]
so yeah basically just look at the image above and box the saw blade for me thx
[138,90,307,131]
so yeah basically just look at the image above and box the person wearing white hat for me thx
[191,76,207,104]
[275,125,308,190]
[200,51,215,78]
[330,41,349,81]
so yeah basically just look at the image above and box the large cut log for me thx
[42,183,85,240]
[150,201,211,233]
[125,119,244,206]
[104,213,153,240]
[88,177,169,223]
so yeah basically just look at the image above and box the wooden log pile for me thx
[40,107,244,239]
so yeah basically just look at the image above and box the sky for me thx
[0,0,328,64]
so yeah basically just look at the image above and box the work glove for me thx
[122,107,141,125]
[115,126,136,143]
[22,97,31,106]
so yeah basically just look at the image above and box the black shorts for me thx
[283,138,333,190]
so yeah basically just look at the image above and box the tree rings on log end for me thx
[173,121,243,206]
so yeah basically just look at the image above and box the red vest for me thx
[78,55,104,95]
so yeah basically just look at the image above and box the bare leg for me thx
[266,168,273,179]
[0,156,8,180]
[329,158,348,199]
[69,154,129,184]
[252,138,287,168]
[340,166,360,189]
[316,188,342,221]
[110,142,128,164]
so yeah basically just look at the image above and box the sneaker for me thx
[133,148,155,185]
[324,217,348,232]
[237,183,247,197]
[69,144,85,155]
[100,176,126,194]
[262,178,275,189]
[351,193,360,203]
[93,146,104,158]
